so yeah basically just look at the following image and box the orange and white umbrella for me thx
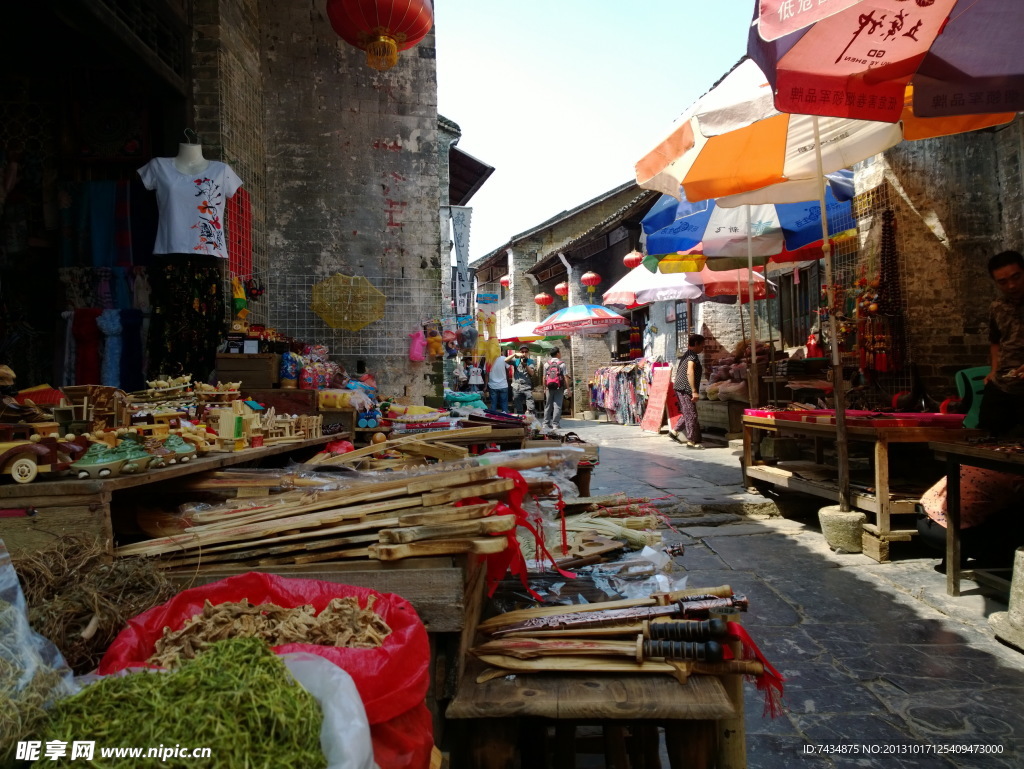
[635,58,1013,206]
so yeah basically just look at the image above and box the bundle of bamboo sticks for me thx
[117,451,563,572]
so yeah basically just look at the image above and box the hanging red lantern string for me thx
[326,0,434,72]
[534,292,553,308]
[554,281,569,302]
[499,275,511,289]
[581,271,602,298]
[623,250,643,270]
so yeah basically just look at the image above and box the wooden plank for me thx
[861,531,890,563]
[371,537,508,561]
[156,532,382,568]
[397,501,496,526]
[380,514,517,544]
[447,657,735,721]
[420,478,514,506]
[405,466,498,494]
[397,442,468,461]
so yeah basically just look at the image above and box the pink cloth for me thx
[920,466,1024,529]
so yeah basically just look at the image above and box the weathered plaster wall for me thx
[258,0,442,401]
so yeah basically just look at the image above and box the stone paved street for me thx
[553,418,1024,768]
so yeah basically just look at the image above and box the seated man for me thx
[916,466,1024,570]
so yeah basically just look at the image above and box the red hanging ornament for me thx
[534,292,553,307]
[326,0,434,71]
[554,281,569,301]
[623,250,643,270]
[499,275,511,289]
[581,271,602,297]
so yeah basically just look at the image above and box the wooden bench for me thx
[446,656,743,769]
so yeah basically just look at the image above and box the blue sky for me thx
[435,1,756,261]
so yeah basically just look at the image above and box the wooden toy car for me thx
[0,424,86,483]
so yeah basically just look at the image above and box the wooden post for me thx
[713,608,747,769]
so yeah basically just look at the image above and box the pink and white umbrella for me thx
[535,304,629,335]
[602,265,703,308]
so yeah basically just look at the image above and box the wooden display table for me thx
[0,436,333,558]
[743,414,975,561]
[446,657,739,769]
[928,441,1024,597]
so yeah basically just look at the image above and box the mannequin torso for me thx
[174,143,210,175]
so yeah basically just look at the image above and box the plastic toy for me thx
[426,329,444,358]
[408,329,426,361]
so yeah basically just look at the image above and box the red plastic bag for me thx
[99,573,429,726]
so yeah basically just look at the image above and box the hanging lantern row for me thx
[554,281,569,301]
[623,250,643,270]
[534,292,553,307]
[499,275,510,289]
[326,0,434,72]
[581,271,602,296]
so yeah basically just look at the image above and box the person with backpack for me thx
[670,334,705,448]
[542,348,568,431]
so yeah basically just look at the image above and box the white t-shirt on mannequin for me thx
[138,144,243,260]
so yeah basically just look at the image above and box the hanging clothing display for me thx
[589,360,655,425]
[137,158,242,260]
[146,254,224,381]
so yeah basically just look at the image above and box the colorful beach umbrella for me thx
[535,304,629,335]
[641,180,855,271]
[750,0,1024,121]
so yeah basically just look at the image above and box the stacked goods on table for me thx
[472,585,784,712]
[308,425,495,467]
[117,446,585,573]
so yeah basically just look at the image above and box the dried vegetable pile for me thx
[116,449,578,572]
[148,596,392,668]
[37,638,326,769]
[13,535,176,673]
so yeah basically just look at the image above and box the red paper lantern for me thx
[554,281,569,300]
[581,271,602,296]
[534,292,553,307]
[499,275,511,289]
[326,0,434,71]
[623,250,643,270]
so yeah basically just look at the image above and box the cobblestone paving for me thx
[555,419,1023,768]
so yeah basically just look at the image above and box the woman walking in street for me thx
[671,334,705,448]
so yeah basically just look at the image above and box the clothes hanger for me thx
[183,128,199,145]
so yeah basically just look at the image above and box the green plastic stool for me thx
[955,366,990,429]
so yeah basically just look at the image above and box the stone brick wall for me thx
[256,0,442,401]
[876,122,1021,398]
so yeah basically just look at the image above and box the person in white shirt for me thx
[487,355,511,411]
